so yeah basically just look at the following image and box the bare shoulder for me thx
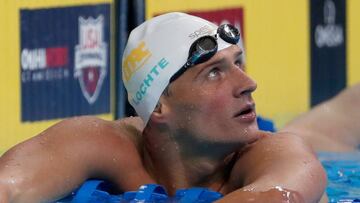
[233,132,315,175]
[1,115,144,175]
[54,116,152,189]
[44,116,143,147]
[113,116,145,149]
[50,116,146,172]
[14,116,131,155]
[0,116,150,202]
[226,132,326,203]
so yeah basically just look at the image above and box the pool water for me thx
[318,152,360,203]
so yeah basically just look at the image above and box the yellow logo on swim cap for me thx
[123,41,152,83]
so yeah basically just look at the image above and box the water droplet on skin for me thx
[112,158,117,162]
[274,186,292,202]
[322,104,331,113]
[244,128,248,134]
[285,191,291,201]
[243,187,255,191]
[274,186,284,191]
[8,176,16,185]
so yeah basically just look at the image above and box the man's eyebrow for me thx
[200,49,243,68]
[205,57,226,68]
[193,49,244,79]
[234,50,243,59]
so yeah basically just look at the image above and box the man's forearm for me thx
[0,125,90,202]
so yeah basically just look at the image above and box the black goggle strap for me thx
[169,50,205,82]
[169,65,187,83]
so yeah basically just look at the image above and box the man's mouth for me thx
[233,104,256,122]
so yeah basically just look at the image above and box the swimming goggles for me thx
[169,24,240,83]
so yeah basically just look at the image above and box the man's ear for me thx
[150,97,170,123]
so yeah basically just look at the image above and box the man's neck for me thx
[142,125,242,194]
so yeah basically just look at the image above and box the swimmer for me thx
[0,12,326,203]
[282,83,360,152]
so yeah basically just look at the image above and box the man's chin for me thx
[241,121,259,133]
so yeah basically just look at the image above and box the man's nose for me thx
[231,68,257,98]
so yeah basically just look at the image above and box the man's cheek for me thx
[202,94,229,115]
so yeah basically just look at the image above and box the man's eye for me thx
[235,59,243,67]
[208,68,220,78]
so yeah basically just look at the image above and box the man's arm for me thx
[282,83,360,151]
[0,116,151,203]
[218,133,327,203]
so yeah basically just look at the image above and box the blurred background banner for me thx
[0,0,114,153]
[310,0,346,106]
[20,4,111,121]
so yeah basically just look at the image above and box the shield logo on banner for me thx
[75,15,107,104]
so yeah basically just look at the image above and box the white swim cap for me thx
[122,12,234,124]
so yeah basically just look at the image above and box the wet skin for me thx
[282,83,360,152]
[0,46,327,203]
[164,45,258,145]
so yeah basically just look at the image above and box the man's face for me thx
[163,45,259,145]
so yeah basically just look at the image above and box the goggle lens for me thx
[218,24,240,44]
[188,36,218,65]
